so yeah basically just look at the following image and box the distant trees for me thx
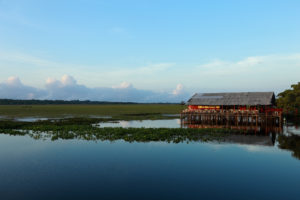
[277,82,300,114]
[0,99,181,105]
[0,99,138,105]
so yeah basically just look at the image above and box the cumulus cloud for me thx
[0,75,189,102]
[172,84,184,95]
[61,75,77,86]
[1,51,300,94]
[0,76,46,99]
[6,76,22,87]
[112,81,133,89]
[46,75,77,88]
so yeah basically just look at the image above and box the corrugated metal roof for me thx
[187,92,275,106]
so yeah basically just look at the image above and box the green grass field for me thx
[0,104,186,119]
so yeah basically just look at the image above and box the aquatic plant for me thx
[0,118,233,143]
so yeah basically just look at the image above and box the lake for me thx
[0,119,300,199]
[96,119,181,128]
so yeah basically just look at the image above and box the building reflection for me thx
[181,118,300,160]
[182,123,282,135]
[181,122,280,146]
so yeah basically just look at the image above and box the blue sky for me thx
[0,0,300,101]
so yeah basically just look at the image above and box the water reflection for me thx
[97,119,181,128]
[269,118,300,160]
[183,124,282,135]
[182,122,279,146]
[224,133,276,146]
[1,117,300,160]
[96,117,300,160]
[15,117,51,122]
[1,134,299,200]
[1,118,300,200]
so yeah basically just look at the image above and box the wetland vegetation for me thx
[0,104,185,119]
[0,104,300,160]
[1,105,300,200]
[0,116,300,160]
[0,117,232,143]
[0,103,227,143]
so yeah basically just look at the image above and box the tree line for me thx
[277,82,300,114]
[0,99,178,105]
[0,99,138,105]
[1,82,299,111]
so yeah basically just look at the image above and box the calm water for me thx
[96,119,181,128]
[97,119,300,135]
[1,120,300,199]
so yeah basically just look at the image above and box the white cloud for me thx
[236,56,263,66]
[185,53,300,93]
[172,84,184,95]
[61,75,77,86]
[6,76,22,86]
[0,75,189,102]
[0,76,46,99]
[46,78,57,85]
[112,81,133,89]
[0,51,175,89]
[1,50,300,94]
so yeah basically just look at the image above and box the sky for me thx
[0,0,300,102]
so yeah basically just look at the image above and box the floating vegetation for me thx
[2,117,300,162]
[0,117,235,143]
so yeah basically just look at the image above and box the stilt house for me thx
[181,92,283,128]
[186,92,277,113]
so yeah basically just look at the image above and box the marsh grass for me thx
[0,104,186,118]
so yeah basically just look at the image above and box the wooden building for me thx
[181,92,283,129]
